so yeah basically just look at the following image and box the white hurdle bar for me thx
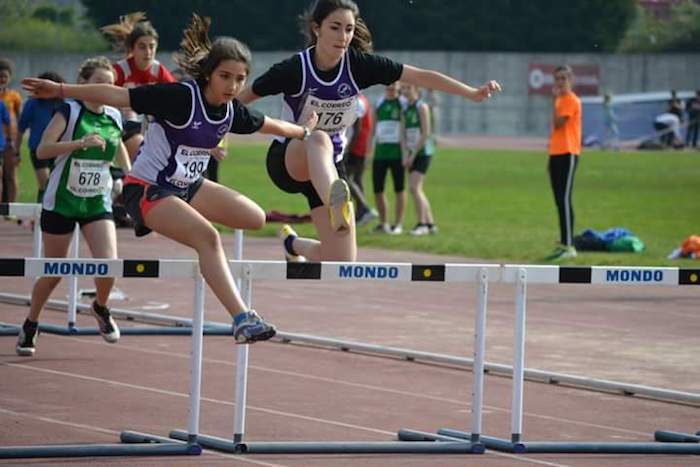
[168,260,499,454]
[437,264,700,455]
[0,257,203,459]
[0,202,246,334]
[0,203,43,258]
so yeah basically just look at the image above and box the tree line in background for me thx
[1,0,699,52]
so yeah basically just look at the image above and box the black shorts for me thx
[30,149,53,170]
[372,159,405,193]
[266,139,346,210]
[40,209,114,235]
[122,175,204,237]
[122,120,142,142]
[409,155,432,175]
[345,153,366,172]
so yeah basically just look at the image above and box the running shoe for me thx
[356,208,378,227]
[389,224,403,235]
[279,224,306,262]
[372,223,391,234]
[16,321,39,357]
[91,301,120,343]
[545,245,578,262]
[233,310,276,344]
[410,224,430,236]
[328,179,353,232]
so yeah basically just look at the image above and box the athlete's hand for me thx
[472,80,502,102]
[210,146,227,161]
[22,78,61,99]
[302,111,319,131]
[80,133,106,151]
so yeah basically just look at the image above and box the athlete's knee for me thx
[307,130,332,149]
[193,223,222,252]
[239,205,266,230]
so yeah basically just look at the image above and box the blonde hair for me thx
[101,11,159,54]
[77,56,114,83]
[173,14,252,81]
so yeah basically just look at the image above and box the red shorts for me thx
[122,175,204,237]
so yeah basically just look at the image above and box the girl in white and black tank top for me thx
[239,0,502,263]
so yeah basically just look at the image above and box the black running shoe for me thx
[91,301,120,343]
[16,321,39,357]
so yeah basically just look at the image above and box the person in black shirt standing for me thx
[686,90,700,149]
[239,0,501,262]
[23,14,317,344]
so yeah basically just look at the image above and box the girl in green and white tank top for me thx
[372,82,406,234]
[15,57,131,357]
[401,83,437,236]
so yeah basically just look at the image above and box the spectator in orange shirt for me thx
[0,58,22,206]
[546,65,581,261]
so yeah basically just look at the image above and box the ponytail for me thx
[173,14,252,82]
[101,11,159,54]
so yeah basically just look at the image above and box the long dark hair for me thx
[101,12,160,54]
[300,0,373,53]
[173,14,252,82]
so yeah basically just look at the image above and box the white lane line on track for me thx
[0,406,288,467]
[3,362,567,467]
[56,335,650,438]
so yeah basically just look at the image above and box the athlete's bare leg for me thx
[81,219,118,307]
[27,231,73,321]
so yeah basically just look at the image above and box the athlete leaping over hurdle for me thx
[23,14,319,346]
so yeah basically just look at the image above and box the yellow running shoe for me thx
[328,179,353,232]
[279,224,306,262]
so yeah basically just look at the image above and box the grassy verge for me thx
[14,140,699,266]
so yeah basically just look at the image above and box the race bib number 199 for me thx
[168,145,211,188]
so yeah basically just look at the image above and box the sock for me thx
[23,318,38,330]
[93,301,109,314]
[284,234,298,256]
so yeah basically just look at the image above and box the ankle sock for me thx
[284,234,298,256]
[23,318,38,330]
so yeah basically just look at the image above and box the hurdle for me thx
[424,265,700,455]
[0,257,206,459]
[0,202,244,336]
[155,260,497,454]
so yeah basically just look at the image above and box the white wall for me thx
[5,50,699,136]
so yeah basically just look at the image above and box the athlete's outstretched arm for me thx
[400,65,501,103]
[257,113,318,140]
[22,78,131,108]
[237,86,260,105]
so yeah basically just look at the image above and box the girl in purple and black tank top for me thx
[23,14,317,345]
[239,0,502,263]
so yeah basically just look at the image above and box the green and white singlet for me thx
[373,97,403,161]
[403,100,435,157]
[43,100,122,218]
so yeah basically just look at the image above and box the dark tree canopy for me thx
[82,0,637,52]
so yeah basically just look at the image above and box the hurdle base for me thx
[438,428,700,454]
[0,441,200,459]
[169,429,483,454]
[655,430,700,443]
[0,321,233,337]
[398,428,503,452]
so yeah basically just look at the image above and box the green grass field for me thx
[14,142,699,266]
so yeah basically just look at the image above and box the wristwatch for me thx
[301,126,311,140]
